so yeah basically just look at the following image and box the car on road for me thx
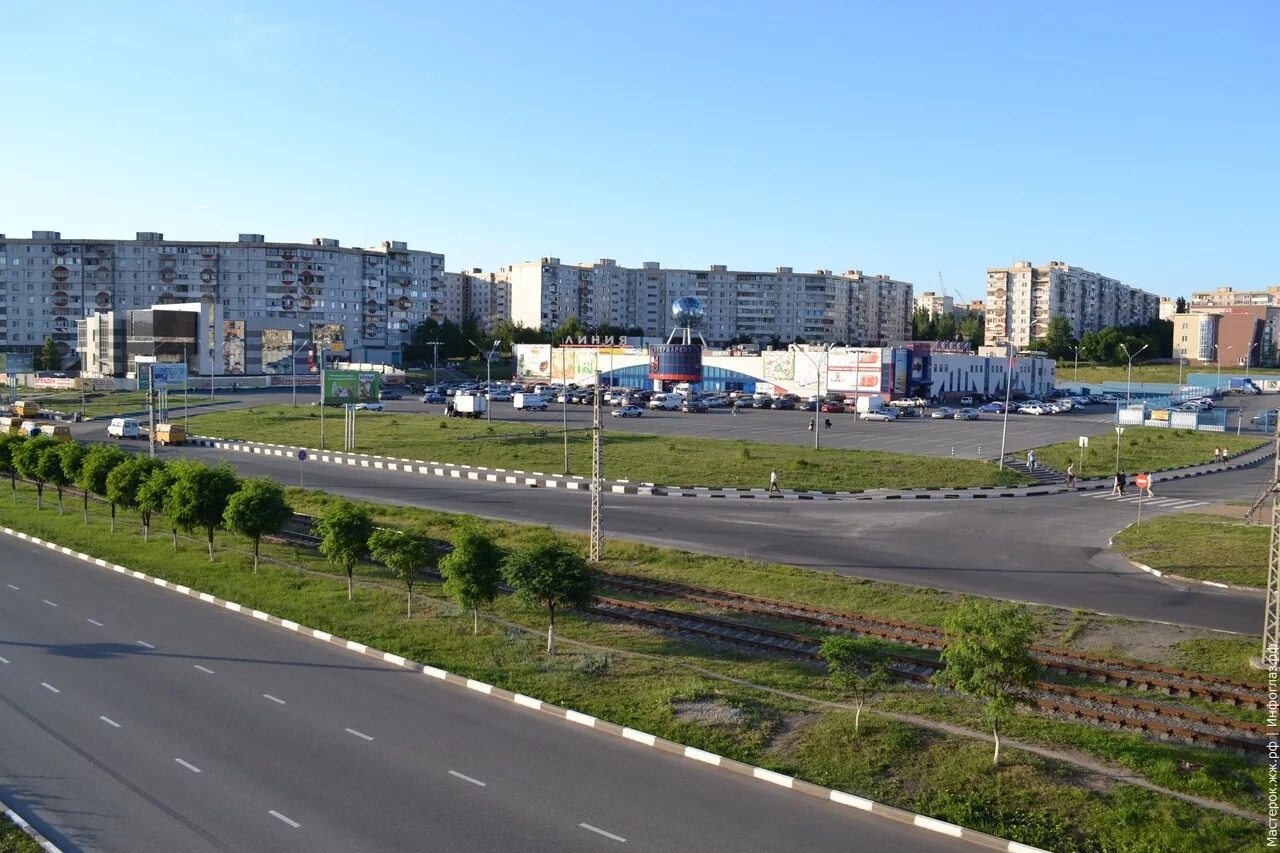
[820,401,844,413]
[680,399,708,413]
[379,391,403,400]
[488,389,514,402]
[930,407,956,419]
[860,410,896,422]
[611,405,643,418]
[355,402,385,411]
[771,397,796,410]
[421,392,445,403]
[1018,404,1049,415]
[979,401,1006,414]
[954,408,980,421]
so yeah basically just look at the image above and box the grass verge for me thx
[1069,364,1280,386]
[0,819,41,853]
[1032,428,1262,479]
[184,405,1032,491]
[21,390,229,419]
[0,482,1266,851]
[1112,514,1266,588]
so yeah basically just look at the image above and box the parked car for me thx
[488,389,514,402]
[611,405,643,418]
[753,396,775,409]
[1018,404,1049,415]
[978,401,1006,414]
[770,397,796,410]
[421,392,445,403]
[355,402,384,411]
[959,396,976,406]
[954,408,980,421]
[680,399,708,413]
[860,410,897,422]
[931,407,957,419]
[820,401,844,414]
[379,391,402,401]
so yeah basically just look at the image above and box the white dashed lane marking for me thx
[269,810,300,828]
[344,727,374,741]
[263,694,286,705]
[86,618,104,627]
[6,584,18,590]
[175,758,202,774]
[448,770,486,787]
[0,656,9,664]
[100,716,121,728]
[579,823,626,842]
[135,640,156,649]
[41,682,59,693]
[42,599,58,607]
[193,665,215,674]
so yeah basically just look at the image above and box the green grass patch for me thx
[1069,364,1280,386]
[0,819,41,853]
[1112,513,1266,588]
[21,390,229,419]
[1172,638,1266,685]
[185,405,1032,491]
[1033,428,1262,478]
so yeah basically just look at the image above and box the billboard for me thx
[312,323,346,353]
[261,329,294,375]
[516,344,552,379]
[140,364,188,389]
[648,344,702,382]
[33,377,77,389]
[221,321,246,375]
[762,351,794,383]
[827,349,882,393]
[0,352,34,373]
[322,370,381,403]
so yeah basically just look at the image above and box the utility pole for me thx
[561,343,570,474]
[997,343,1015,469]
[147,364,156,459]
[1260,417,1280,668]
[425,340,442,388]
[589,369,603,562]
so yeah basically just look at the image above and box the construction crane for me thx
[938,271,974,312]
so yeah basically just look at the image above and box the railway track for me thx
[591,597,1268,755]
[595,571,1266,709]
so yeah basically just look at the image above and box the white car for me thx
[954,408,980,421]
[861,410,897,422]
[611,405,643,418]
[1018,404,1048,415]
[354,402,384,411]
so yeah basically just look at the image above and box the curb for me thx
[184,435,1269,502]
[0,794,65,853]
[0,524,1048,853]
[1107,526,1266,596]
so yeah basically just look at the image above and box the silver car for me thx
[954,408,980,421]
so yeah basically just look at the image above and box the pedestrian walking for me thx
[808,418,815,432]
[1026,449,1037,472]
[1112,471,1127,496]
[1222,447,1231,462]
[768,469,780,494]
[1066,463,1076,489]
[1143,473,1155,498]
[732,401,739,416]
[1213,446,1221,463]
[824,418,832,431]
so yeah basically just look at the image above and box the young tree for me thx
[315,500,373,600]
[1038,315,1077,360]
[0,434,26,503]
[40,338,60,373]
[958,312,985,348]
[76,444,128,526]
[502,533,593,655]
[163,460,241,560]
[440,522,503,634]
[222,477,293,572]
[37,442,77,515]
[818,635,891,735]
[55,441,87,517]
[138,463,178,546]
[14,436,57,509]
[368,529,437,617]
[936,312,959,342]
[934,599,1040,767]
[107,455,165,537]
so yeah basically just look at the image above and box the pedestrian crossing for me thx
[1083,491,1208,512]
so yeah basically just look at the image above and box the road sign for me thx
[0,352,33,373]
[1135,474,1149,490]
[1078,436,1089,448]
[297,450,308,461]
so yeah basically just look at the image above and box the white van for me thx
[513,393,549,411]
[108,417,141,439]
[648,393,681,410]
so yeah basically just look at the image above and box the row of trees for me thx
[1037,315,1173,364]
[401,314,649,368]
[819,598,1038,766]
[911,308,986,347]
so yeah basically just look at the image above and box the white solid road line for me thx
[99,716,121,728]
[135,640,156,649]
[40,682,59,693]
[6,583,18,590]
[86,618,104,626]
[174,758,202,774]
[263,694,286,705]
[269,810,301,829]
[578,823,626,842]
[0,655,9,664]
[447,770,487,787]
[42,599,58,607]
[193,665,215,674]
[344,727,374,741]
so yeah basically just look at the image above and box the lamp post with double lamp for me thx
[997,342,1015,470]
[468,339,501,423]
[290,327,313,407]
[1114,426,1125,473]
[1119,342,1148,404]
[1244,341,1260,380]
[1216,344,1231,395]
[1070,345,1081,385]
[790,343,831,450]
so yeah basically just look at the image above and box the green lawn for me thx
[184,405,1033,491]
[1067,364,1280,386]
[19,390,228,419]
[0,820,40,853]
[0,483,1261,850]
[1033,428,1262,478]
[1112,513,1266,588]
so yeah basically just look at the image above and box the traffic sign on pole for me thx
[1135,473,1149,490]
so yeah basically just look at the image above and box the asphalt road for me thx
[115,433,1270,635]
[0,537,968,853]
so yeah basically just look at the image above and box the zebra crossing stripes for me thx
[1084,492,1208,511]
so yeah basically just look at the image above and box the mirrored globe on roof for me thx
[671,296,705,328]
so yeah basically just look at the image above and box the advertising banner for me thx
[312,323,347,352]
[269,375,321,387]
[516,344,552,379]
[33,377,77,389]
[222,321,246,375]
[261,329,294,375]
[0,352,34,374]
[140,364,188,389]
[761,351,794,383]
[648,344,702,381]
[322,370,381,402]
[827,349,882,393]
[572,349,598,381]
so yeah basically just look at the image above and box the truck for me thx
[647,393,681,410]
[155,423,186,445]
[449,394,488,419]
[513,393,548,411]
[855,395,886,415]
[13,400,39,418]
[1229,378,1261,394]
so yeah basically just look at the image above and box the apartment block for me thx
[1191,286,1280,309]
[501,257,912,346]
[984,260,1161,348]
[439,268,511,332]
[0,230,444,370]
[913,291,954,318]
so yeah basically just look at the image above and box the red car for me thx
[820,401,844,414]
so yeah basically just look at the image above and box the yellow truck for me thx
[155,423,186,446]
[12,400,40,418]
[39,423,72,443]
[0,416,22,434]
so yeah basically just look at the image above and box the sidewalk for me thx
[187,433,1275,503]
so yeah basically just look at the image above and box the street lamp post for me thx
[469,339,500,422]
[997,343,1015,469]
[290,331,311,407]
[561,343,570,474]
[1071,345,1080,385]
[791,343,831,450]
[1178,357,1186,388]
[1245,341,1259,380]
[424,339,442,388]
[1119,342,1148,403]
[1114,426,1125,473]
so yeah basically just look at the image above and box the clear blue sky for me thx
[2,1,1275,300]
